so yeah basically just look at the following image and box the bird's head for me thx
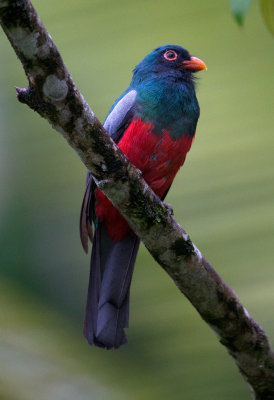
[132,45,207,85]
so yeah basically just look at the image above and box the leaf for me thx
[231,0,252,26]
[260,0,274,34]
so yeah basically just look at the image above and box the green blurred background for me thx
[0,1,273,399]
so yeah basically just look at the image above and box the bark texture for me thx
[1,1,274,398]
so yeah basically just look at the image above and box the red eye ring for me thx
[164,50,178,61]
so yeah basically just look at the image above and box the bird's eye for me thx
[164,50,178,61]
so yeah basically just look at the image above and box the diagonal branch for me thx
[1,1,274,398]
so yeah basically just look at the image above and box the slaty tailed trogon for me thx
[80,45,206,349]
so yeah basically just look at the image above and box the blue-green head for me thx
[131,45,206,86]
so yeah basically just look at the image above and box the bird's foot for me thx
[163,202,174,216]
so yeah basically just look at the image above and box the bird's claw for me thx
[163,202,174,216]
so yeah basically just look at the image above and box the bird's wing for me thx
[103,89,137,143]
[80,89,137,252]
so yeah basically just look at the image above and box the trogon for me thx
[80,45,206,349]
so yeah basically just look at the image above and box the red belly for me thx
[95,118,194,241]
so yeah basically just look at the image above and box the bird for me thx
[80,45,206,349]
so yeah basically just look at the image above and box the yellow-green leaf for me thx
[260,0,274,34]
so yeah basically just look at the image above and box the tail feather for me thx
[84,223,140,349]
[83,228,101,345]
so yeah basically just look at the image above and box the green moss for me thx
[128,176,168,230]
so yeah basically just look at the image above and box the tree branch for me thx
[1,1,274,398]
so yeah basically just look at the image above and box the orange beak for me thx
[182,56,207,72]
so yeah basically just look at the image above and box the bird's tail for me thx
[83,223,140,349]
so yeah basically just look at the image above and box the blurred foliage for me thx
[231,0,252,25]
[0,0,274,399]
[231,0,274,34]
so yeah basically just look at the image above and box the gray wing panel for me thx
[103,89,137,138]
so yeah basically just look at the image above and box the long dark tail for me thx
[83,223,140,349]
[80,174,140,349]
